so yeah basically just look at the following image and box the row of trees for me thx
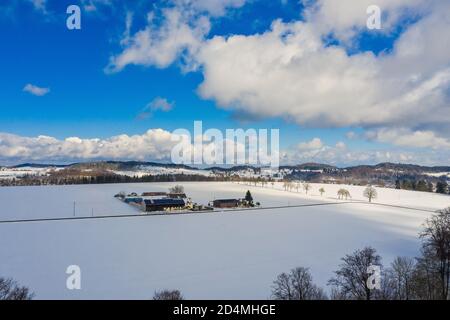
[271,207,450,300]
[1,174,225,187]
[396,179,449,195]
[0,277,34,300]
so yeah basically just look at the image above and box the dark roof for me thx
[213,199,240,203]
[144,198,185,206]
[168,193,187,199]
[142,192,167,196]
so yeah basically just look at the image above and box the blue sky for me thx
[0,0,449,166]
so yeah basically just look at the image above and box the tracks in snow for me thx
[0,201,437,225]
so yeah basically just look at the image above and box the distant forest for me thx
[0,173,228,187]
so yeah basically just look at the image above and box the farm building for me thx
[211,199,240,209]
[141,192,167,197]
[143,198,186,212]
[141,192,187,199]
[167,193,187,199]
[124,197,143,204]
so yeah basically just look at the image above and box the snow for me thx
[112,165,213,178]
[0,166,62,180]
[424,172,450,178]
[0,182,449,299]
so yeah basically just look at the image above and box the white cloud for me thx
[105,0,250,72]
[366,128,450,149]
[0,130,178,163]
[302,0,430,43]
[188,0,246,16]
[335,141,346,149]
[284,137,450,167]
[106,8,211,72]
[81,0,113,12]
[196,1,450,136]
[346,131,357,140]
[137,97,174,120]
[23,84,50,96]
[0,130,448,166]
[0,129,275,166]
[297,138,324,151]
[29,0,46,11]
[104,0,450,159]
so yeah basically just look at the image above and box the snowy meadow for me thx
[0,182,449,299]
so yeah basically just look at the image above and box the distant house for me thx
[167,193,187,199]
[211,199,240,209]
[141,192,167,197]
[143,198,186,212]
[141,192,187,199]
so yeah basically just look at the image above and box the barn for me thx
[211,199,240,209]
[143,198,186,212]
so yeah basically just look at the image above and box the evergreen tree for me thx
[416,180,428,192]
[245,190,254,205]
[436,181,448,194]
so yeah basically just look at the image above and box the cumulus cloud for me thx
[302,0,431,43]
[106,6,211,72]
[284,137,450,167]
[346,131,358,140]
[366,128,450,149]
[0,130,178,163]
[197,3,450,129]
[105,0,249,72]
[103,0,450,163]
[0,130,448,166]
[136,97,174,120]
[81,0,113,12]
[188,0,246,16]
[297,138,324,151]
[23,84,50,96]
[0,128,276,166]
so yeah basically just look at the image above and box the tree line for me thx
[0,173,228,187]
[271,207,450,300]
[396,179,449,195]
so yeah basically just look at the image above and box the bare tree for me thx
[363,186,377,203]
[411,246,442,300]
[169,185,185,194]
[153,289,184,300]
[272,267,327,300]
[272,272,294,300]
[302,183,311,195]
[420,207,450,300]
[0,277,34,300]
[328,247,382,300]
[319,187,325,196]
[384,257,416,300]
[337,189,351,200]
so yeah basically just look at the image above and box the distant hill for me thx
[2,161,449,188]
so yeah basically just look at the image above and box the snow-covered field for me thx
[0,182,449,299]
[0,166,62,180]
